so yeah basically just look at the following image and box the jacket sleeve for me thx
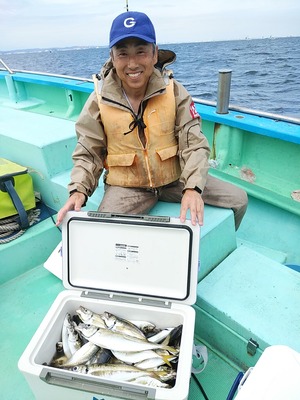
[173,80,211,192]
[68,91,107,197]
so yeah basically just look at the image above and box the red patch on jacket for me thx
[189,102,200,119]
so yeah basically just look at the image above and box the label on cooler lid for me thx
[115,243,139,263]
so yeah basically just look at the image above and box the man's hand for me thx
[180,189,204,226]
[56,192,86,226]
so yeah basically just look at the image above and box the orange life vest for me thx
[97,80,181,188]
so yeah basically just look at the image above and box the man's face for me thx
[111,38,158,94]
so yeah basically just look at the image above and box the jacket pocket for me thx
[106,153,136,167]
[156,144,178,161]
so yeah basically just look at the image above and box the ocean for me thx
[1,36,299,118]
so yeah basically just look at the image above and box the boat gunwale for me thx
[193,97,300,126]
[1,67,299,126]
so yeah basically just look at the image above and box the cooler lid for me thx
[62,211,200,306]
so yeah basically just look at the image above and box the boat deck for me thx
[3,239,300,399]
[1,70,300,399]
[1,263,240,400]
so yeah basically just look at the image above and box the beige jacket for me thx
[68,50,210,197]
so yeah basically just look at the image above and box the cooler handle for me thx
[87,211,170,223]
[40,367,155,399]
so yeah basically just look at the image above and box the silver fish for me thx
[147,328,173,343]
[76,324,177,353]
[112,349,158,364]
[62,313,73,359]
[62,341,99,367]
[87,347,112,365]
[129,320,157,334]
[153,367,177,382]
[130,375,170,388]
[67,324,82,355]
[73,363,164,383]
[112,349,174,366]
[71,364,88,374]
[76,306,106,328]
[102,312,146,339]
[135,356,176,370]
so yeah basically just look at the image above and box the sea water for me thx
[1,36,299,118]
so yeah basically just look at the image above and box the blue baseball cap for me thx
[109,11,156,48]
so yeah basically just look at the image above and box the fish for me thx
[56,341,64,353]
[164,324,183,347]
[76,306,106,329]
[50,354,68,368]
[148,366,177,382]
[134,355,176,370]
[87,347,113,365]
[111,349,174,366]
[66,324,82,355]
[61,313,73,359]
[49,308,180,389]
[76,324,177,353]
[130,375,170,388]
[129,320,157,334]
[72,363,169,383]
[102,312,146,339]
[147,328,173,343]
[49,342,68,367]
[61,341,100,367]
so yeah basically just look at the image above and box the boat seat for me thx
[194,245,300,368]
[0,107,76,178]
[149,202,237,281]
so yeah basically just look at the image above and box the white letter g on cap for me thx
[124,17,136,28]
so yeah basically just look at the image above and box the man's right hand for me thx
[56,192,86,226]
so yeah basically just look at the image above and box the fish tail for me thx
[164,345,177,353]
[161,354,175,367]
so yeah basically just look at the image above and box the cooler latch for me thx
[81,290,172,308]
[247,338,259,356]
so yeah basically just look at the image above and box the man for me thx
[56,11,247,228]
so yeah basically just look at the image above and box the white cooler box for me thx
[19,211,200,400]
[235,345,300,400]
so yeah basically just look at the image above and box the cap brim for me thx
[109,34,155,48]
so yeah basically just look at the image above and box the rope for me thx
[0,208,41,244]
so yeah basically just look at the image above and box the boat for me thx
[1,56,300,400]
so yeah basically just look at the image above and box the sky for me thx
[1,0,300,51]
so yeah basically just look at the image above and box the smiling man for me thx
[57,11,247,229]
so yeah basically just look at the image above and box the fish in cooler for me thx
[48,306,182,388]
